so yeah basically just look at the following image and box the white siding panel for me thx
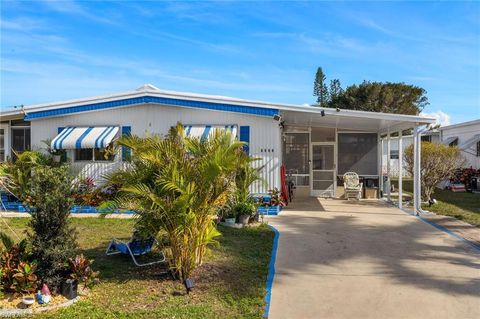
[441,122,480,169]
[30,104,282,192]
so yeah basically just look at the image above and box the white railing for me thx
[70,161,129,186]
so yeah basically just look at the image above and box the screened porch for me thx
[282,127,380,199]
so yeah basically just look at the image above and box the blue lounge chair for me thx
[105,236,166,267]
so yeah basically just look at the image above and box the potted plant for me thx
[233,201,256,225]
[257,188,285,216]
[223,209,237,225]
[51,149,64,163]
[68,254,99,296]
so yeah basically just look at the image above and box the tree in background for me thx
[329,81,428,115]
[313,68,429,115]
[404,142,465,201]
[313,67,329,106]
[329,79,343,102]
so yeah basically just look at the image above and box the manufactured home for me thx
[440,119,480,169]
[0,84,434,210]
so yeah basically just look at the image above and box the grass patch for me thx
[2,218,274,318]
[392,179,480,227]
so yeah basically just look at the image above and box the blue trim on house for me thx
[264,225,280,318]
[239,126,250,154]
[25,96,279,120]
[121,126,132,161]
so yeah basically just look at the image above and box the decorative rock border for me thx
[0,297,79,318]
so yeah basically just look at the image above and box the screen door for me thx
[311,143,335,197]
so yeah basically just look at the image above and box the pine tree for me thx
[313,67,329,107]
[329,79,343,101]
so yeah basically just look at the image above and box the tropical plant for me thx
[69,254,99,289]
[268,188,286,207]
[232,201,257,218]
[12,262,37,294]
[0,150,50,202]
[25,165,77,290]
[0,232,32,293]
[404,142,465,201]
[106,124,245,283]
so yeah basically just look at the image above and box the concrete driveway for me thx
[267,199,480,319]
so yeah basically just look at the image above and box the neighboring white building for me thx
[381,131,440,177]
[439,119,480,169]
[0,84,434,211]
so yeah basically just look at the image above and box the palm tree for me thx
[107,124,245,281]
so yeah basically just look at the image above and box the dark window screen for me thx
[338,133,378,175]
[283,133,309,174]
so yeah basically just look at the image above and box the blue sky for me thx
[1,1,479,125]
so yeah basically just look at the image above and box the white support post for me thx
[398,130,403,209]
[386,130,391,202]
[413,125,421,215]
[379,134,383,198]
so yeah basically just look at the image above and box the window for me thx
[75,149,93,161]
[477,141,480,157]
[94,148,115,161]
[11,128,30,160]
[449,138,458,147]
[338,133,378,176]
[390,150,399,159]
[75,148,115,161]
[421,135,431,142]
[283,133,309,186]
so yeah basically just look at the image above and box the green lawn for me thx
[3,218,274,319]
[392,179,480,227]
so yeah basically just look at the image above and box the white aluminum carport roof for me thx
[1,84,435,131]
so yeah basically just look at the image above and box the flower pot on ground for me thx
[61,279,78,300]
[232,201,257,225]
[238,214,250,225]
[21,296,35,306]
[224,217,236,225]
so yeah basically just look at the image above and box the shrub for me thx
[452,167,480,190]
[108,124,245,283]
[0,232,34,294]
[69,254,99,290]
[12,262,38,294]
[404,142,465,201]
[232,201,257,217]
[25,165,77,290]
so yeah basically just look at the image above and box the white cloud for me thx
[420,110,451,127]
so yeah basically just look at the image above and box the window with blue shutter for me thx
[121,126,132,161]
[239,126,250,154]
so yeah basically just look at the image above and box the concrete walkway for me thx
[267,198,480,319]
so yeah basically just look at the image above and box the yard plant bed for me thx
[392,179,480,227]
[2,218,274,318]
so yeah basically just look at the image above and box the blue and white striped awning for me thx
[184,125,237,140]
[51,126,120,150]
